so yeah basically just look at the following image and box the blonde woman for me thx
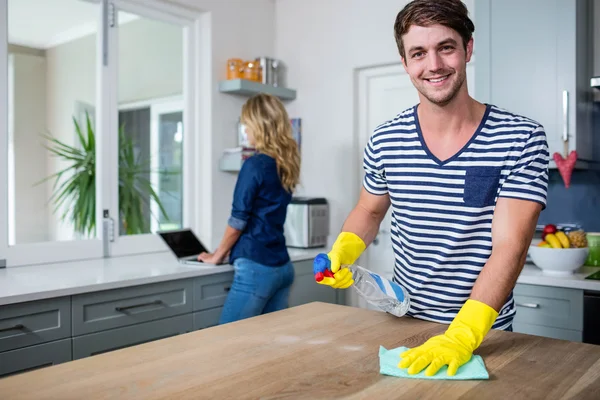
[198,93,301,324]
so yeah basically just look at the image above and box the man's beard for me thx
[414,69,466,106]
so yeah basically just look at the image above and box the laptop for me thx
[157,228,211,265]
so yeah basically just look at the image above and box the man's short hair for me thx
[394,0,475,59]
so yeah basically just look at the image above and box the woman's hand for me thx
[197,252,227,265]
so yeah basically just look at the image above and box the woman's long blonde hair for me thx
[241,93,300,193]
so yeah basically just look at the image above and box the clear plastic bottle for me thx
[348,264,410,317]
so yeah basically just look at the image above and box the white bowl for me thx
[528,245,590,276]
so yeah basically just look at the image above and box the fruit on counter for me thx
[568,230,588,248]
[537,228,589,249]
[542,224,557,240]
[555,231,570,248]
[543,233,563,249]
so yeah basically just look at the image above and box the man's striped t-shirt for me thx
[363,104,549,330]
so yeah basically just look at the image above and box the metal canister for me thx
[256,57,281,87]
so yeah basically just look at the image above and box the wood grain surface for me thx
[0,302,599,400]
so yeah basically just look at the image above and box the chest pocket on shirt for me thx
[463,166,502,207]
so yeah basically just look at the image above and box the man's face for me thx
[401,24,472,106]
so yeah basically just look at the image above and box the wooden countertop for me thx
[1,302,600,399]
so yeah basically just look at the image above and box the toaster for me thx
[284,197,329,248]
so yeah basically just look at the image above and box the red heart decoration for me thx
[553,150,577,188]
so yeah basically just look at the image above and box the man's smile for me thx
[424,74,450,85]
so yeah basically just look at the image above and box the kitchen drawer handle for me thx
[224,287,231,292]
[516,302,540,309]
[115,300,162,312]
[0,324,25,333]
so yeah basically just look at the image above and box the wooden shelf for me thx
[218,79,296,101]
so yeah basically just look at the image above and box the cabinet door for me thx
[193,272,234,311]
[0,339,71,378]
[193,307,222,330]
[513,283,583,331]
[72,314,193,360]
[487,0,564,156]
[513,321,582,342]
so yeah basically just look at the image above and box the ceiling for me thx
[8,0,137,49]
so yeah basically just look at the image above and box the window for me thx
[0,0,206,266]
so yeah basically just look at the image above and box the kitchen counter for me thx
[0,248,324,306]
[517,263,600,291]
[1,302,599,399]
[1,249,599,307]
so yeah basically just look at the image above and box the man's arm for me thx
[341,187,391,247]
[470,197,543,311]
[314,188,391,287]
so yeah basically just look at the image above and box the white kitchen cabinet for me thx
[475,0,595,167]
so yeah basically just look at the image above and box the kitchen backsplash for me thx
[537,102,600,232]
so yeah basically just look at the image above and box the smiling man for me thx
[314,0,549,377]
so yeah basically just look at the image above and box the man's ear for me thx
[401,56,408,71]
[465,37,474,62]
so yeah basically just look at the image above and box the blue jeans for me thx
[219,258,295,324]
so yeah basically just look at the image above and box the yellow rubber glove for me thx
[398,299,499,376]
[315,232,366,289]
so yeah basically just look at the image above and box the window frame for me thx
[0,0,210,266]
[105,0,202,257]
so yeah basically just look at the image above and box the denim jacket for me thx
[228,153,291,266]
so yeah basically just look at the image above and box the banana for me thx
[555,231,570,248]
[545,233,562,249]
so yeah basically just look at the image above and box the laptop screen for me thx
[158,229,208,259]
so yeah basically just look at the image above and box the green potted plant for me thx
[38,112,174,237]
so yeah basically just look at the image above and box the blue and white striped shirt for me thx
[363,104,549,330]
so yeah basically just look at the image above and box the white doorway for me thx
[353,61,475,310]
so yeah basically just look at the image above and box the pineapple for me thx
[568,230,588,248]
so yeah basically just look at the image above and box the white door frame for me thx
[149,97,183,233]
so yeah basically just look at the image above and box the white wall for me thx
[11,52,49,244]
[274,0,475,236]
[166,0,276,248]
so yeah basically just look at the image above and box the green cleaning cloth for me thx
[379,346,489,380]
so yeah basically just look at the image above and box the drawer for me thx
[0,297,71,353]
[513,284,583,330]
[193,307,223,330]
[72,279,193,336]
[193,272,234,311]
[0,338,72,378]
[72,314,193,360]
[513,321,582,342]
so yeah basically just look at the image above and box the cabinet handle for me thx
[516,302,540,309]
[562,90,569,143]
[224,287,231,292]
[0,324,25,333]
[115,300,162,312]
